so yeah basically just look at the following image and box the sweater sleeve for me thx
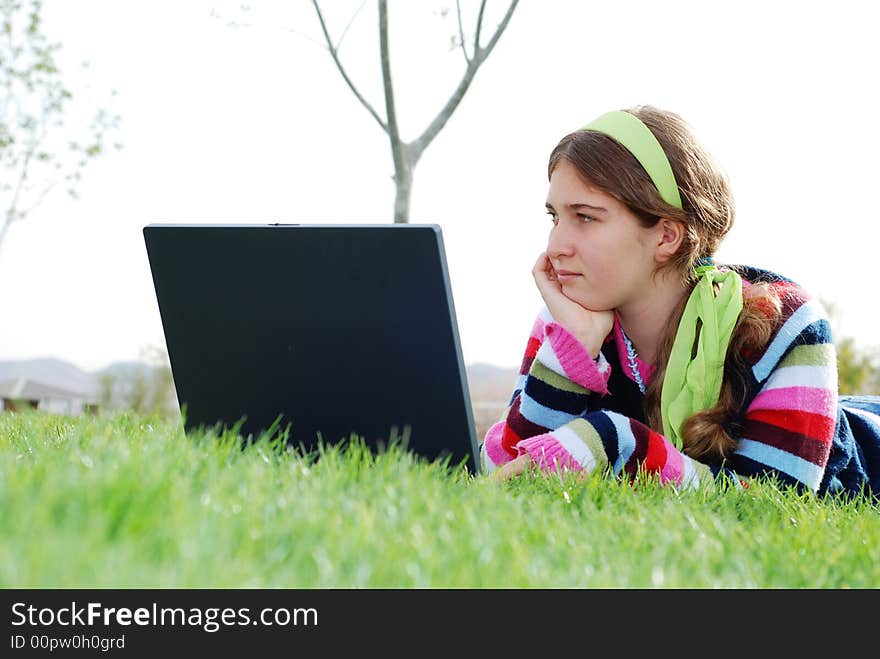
[513,291,838,494]
[480,307,612,474]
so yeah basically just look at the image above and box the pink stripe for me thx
[545,322,610,394]
[748,386,836,417]
[658,438,685,486]
[516,434,583,473]
[483,421,512,467]
[529,315,547,341]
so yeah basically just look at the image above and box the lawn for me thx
[1,410,878,588]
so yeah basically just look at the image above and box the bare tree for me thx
[312,0,519,223]
[97,344,179,419]
[0,0,120,257]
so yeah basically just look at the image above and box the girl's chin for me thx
[563,292,614,313]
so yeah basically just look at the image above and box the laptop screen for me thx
[143,223,480,474]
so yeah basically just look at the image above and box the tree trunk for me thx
[393,163,413,224]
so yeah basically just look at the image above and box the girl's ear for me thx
[655,218,685,263]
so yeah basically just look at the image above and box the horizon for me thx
[0,353,521,374]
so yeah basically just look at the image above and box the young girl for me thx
[482,106,880,498]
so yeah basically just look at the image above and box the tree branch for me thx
[17,176,59,220]
[6,124,45,226]
[473,0,487,51]
[336,0,368,52]
[477,0,519,59]
[310,0,388,134]
[278,24,326,50]
[455,0,470,65]
[411,0,519,160]
[378,0,404,174]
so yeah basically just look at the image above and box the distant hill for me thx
[0,357,99,397]
[0,357,518,398]
[95,361,157,380]
[465,363,518,441]
[465,362,518,404]
[0,358,162,394]
[0,356,517,437]
[0,357,175,415]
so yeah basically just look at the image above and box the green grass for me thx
[1,410,878,588]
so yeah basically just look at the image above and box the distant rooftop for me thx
[0,357,99,399]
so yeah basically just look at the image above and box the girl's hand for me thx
[532,252,614,358]
[493,454,532,481]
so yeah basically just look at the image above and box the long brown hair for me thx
[548,105,780,461]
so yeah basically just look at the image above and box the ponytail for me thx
[643,278,781,461]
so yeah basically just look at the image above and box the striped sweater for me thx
[481,265,875,495]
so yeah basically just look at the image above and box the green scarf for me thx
[660,263,743,449]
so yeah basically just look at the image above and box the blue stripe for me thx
[525,374,590,415]
[585,411,618,470]
[753,302,825,382]
[797,318,832,348]
[519,392,580,429]
[733,438,824,490]
[709,465,745,489]
[507,374,528,406]
[603,411,636,475]
[727,454,811,494]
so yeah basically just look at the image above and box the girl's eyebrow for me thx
[545,201,608,213]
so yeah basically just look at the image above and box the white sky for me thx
[2,0,878,372]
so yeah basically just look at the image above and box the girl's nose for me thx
[546,222,576,259]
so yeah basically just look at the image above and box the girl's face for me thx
[544,159,661,312]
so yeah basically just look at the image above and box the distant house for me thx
[0,358,99,415]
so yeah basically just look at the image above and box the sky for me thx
[2,0,878,373]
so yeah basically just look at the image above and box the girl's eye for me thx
[546,211,594,226]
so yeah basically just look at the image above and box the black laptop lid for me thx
[143,223,480,473]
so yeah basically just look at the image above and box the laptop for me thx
[143,223,481,474]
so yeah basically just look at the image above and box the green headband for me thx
[581,111,683,209]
